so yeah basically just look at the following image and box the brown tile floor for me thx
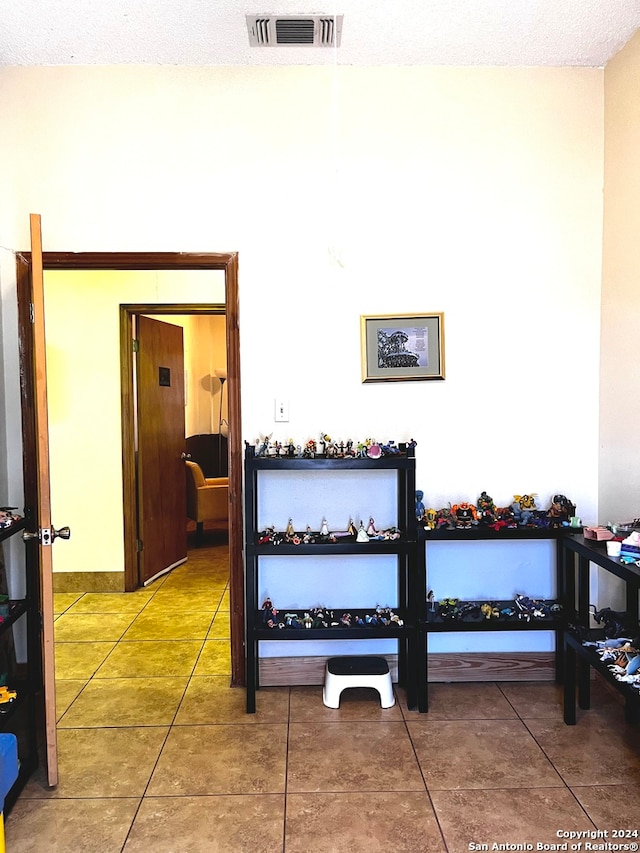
[6,536,640,851]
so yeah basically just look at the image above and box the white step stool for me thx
[322,655,395,709]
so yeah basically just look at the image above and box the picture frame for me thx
[360,312,445,382]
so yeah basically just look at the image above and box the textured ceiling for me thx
[0,0,638,67]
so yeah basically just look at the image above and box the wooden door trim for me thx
[17,251,245,688]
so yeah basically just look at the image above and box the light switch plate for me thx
[275,399,289,422]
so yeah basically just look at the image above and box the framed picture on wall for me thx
[360,312,445,382]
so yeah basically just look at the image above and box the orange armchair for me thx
[185,460,228,539]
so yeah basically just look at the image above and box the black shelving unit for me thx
[559,534,640,724]
[244,447,419,713]
[416,526,570,712]
[0,516,39,811]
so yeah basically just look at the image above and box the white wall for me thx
[0,63,610,657]
[0,65,604,532]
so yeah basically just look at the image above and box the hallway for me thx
[5,535,640,851]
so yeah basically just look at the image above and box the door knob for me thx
[181,453,192,460]
[52,526,71,541]
[23,525,71,545]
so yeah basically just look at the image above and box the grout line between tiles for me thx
[401,692,451,853]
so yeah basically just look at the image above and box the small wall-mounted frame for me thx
[360,312,445,382]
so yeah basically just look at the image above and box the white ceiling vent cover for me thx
[246,15,343,47]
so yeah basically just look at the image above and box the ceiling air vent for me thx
[246,15,343,47]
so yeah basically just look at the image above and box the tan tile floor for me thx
[6,536,640,851]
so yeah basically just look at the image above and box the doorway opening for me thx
[121,305,227,587]
[17,252,245,687]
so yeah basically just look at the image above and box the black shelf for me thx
[247,540,415,556]
[244,448,419,713]
[244,453,416,471]
[564,629,640,724]
[0,600,29,637]
[416,529,570,712]
[422,525,572,541]
[424,600,562,632]
[252,626,413,641]
[560,535,640,725]
[0,512,40,808]
[0,516,26,544]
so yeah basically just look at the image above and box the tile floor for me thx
[6,536,640,852]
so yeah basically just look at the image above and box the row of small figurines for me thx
[250,433,416,460]
[585,638,640,686]
[261,599,404,630]
[418,491,577,530]
[429,592,562,622]
[257,518,401,546]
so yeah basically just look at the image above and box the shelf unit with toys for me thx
[0,512,40,811]
[243,443,420,713]
[415,524,572,713]
[560,534,640,725]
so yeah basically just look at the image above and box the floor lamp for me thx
[214,368,227,475]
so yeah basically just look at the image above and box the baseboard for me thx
[258,652,556,686]
[259,655,399,686]
[426,651,556,681]
[52,572,125,593]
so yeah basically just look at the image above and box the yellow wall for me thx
[43,269,224,575]
[159,313,227,436]
[601,30,640,524]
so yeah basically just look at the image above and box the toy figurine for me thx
[436,504,455,529]
[366,517,377,536]
[546,494,576,528]
[356,522,370,543]
[590,605,638,639]
[423,508,438,530]
[256,433,272,457]
[427,590,436,612]
[512,494,538,526]
[320,518,330,538]
[415,490,426,521]
[451,502,478,529]
[492,506,518,530]
[262,598,278,628]
[477,491,497,525]
[286,518,295,537]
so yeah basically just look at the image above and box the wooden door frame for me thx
[16,252,245,687]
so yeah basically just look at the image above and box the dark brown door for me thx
[136,315,187,585]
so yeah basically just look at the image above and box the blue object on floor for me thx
[0,733,18,853]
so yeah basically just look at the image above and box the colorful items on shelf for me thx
[584,638,640,688]
[248,434,417,459]
[416,490,577,532]
[620,531,640,565]
[256,518,402,545]
[260,599,404,630]
[0,508,21,530]
[0,687,16,710]
[430,594,561,622]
